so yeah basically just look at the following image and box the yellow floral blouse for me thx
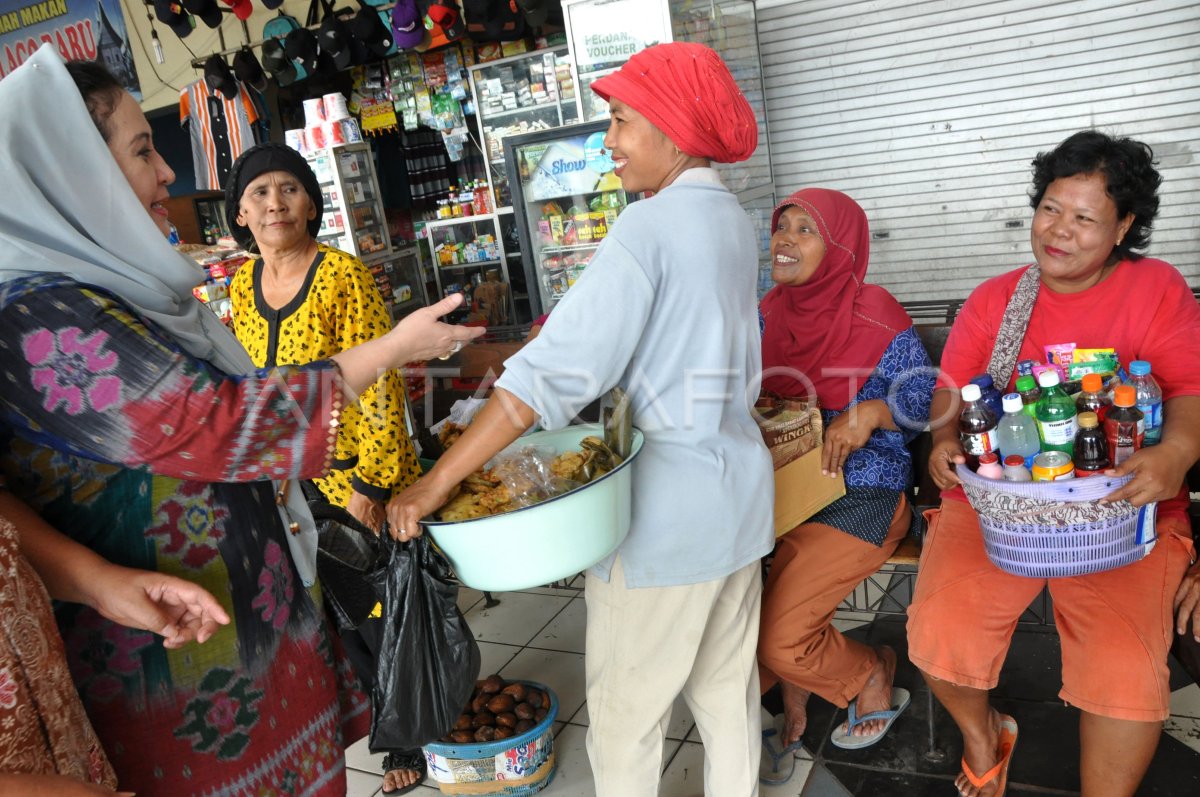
[230,245,421,505]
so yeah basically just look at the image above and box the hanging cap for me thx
[515,0,552,28]
[203,54,239,100]
[350,6,396,56]
[260,0,284,7]
[285,27,320,74]
[426,0,466,41]
[181,0,222,29]
[260,38,298,85]
[154,0,194,38]
[232,47,267,92]
[391,0,426,48]
[221,0,252,20]
[590,42,758,163]
[318,9,354,71]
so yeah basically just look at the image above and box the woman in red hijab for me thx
[757,189,934,780]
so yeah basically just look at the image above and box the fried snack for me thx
[437,492,489,522]
[438,421,467,449]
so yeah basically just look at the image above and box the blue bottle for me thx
[1126,360,1163,446]
[970,374,1005,421]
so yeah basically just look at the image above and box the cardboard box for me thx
[755,395,846,536]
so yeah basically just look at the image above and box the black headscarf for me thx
[225,143,323,249]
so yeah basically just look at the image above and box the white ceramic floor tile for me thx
[465,591,572,646]
[345,767,383,797]
[537,722,596,795]
[1170,683,1200,719]
[475,640,522,679]
[457,586,484,613]
[658,739,707,795]
[1164,715,1200,754]
[576,691,695,741]
[345,734,387,774]
[530,596,587,654]
[499,647,588,725]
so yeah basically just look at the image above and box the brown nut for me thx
[450,729,475,744]
[493,726,514,740]
[481,675,504,694]
[455,714,473,731]
[471,693,490,714]
[501,683,528,702]
[534,707,548,722]
[514,702,535,720]
[474,726,497,742]
[514,718,536,734]
[487,694,515,713]
[495,712,518,728]
[472,711,495,728]
[525,690,544,709]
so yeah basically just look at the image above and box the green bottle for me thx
[1035,370,1077,456]
[1015,374,1041,419]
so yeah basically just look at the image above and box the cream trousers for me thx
[584,556,763,796]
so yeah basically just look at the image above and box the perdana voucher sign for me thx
[0,0,140,97]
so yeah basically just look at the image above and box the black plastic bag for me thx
[367,532,481,750]
[310,500,384,632]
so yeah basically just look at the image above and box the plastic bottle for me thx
[969,374,1004,420]
[1126,360,1163,446]
[1074,372,1112,422]
[995,393,1041,469]
[1073,411,1109,477]
[1015,374,1041,418]
[1104,385,1144,466]
[1035,370,1077,456]
[975,451,1004,479]
[959,384,999,469]
[1002,454,1033,482]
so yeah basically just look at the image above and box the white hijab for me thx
[0,45,317,585]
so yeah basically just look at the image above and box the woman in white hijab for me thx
[0,46,480,795]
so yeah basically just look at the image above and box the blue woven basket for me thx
[956,464,1157,578]
[421,681,558,795]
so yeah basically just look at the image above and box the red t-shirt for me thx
[936,258,1200,521]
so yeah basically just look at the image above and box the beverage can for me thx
[1031,451,1075,481]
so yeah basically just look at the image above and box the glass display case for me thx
[422,214,516,326]
[468,47,581,211]
[504,120,636,315]
[305,143,391,260]
[378,245,430,320]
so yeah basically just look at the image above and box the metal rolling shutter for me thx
[755,0,1200,303]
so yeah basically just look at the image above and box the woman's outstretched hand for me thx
[390,293,487,363]
[90,567,231,649]
[386,475,454,542]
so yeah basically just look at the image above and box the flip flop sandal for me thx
[829,687,911,750]
[760,713,805,785]
[381,749,427,796]
[960,715,1018,797]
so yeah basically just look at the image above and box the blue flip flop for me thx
[760,713,804,785]
[830,687,911,750]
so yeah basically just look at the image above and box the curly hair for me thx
[1028,130,1161,260]
[63,59,124,143]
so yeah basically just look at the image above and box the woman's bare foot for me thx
[841,644,897,739]
[955,709,1005,797]
[780,680,812,747]
[381,750,425,794]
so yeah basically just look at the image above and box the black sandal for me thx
[380,749,427,795]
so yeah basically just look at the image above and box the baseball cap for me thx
[232,46,267,92]
[426,0,466,42]
[221,0,252,20]
[154,0,194,39]
[182,0,222,29]
[260,38,299,85]
[391,0,426,49]
[204,54,239,100]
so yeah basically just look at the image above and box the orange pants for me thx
[758,495,910,707]
[907,498,1195,722]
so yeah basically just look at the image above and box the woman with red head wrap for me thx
[757,189,933,776]
[389,43,772,795]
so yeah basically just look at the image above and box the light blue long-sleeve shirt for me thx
[496,169,775,588]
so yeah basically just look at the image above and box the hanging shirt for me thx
[179,79,260,190]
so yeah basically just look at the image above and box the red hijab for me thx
[760,188,912,410]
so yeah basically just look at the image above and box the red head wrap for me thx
[760,189,913,410]
[590,42,757,163]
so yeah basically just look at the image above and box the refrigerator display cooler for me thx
[504,120,634,316]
